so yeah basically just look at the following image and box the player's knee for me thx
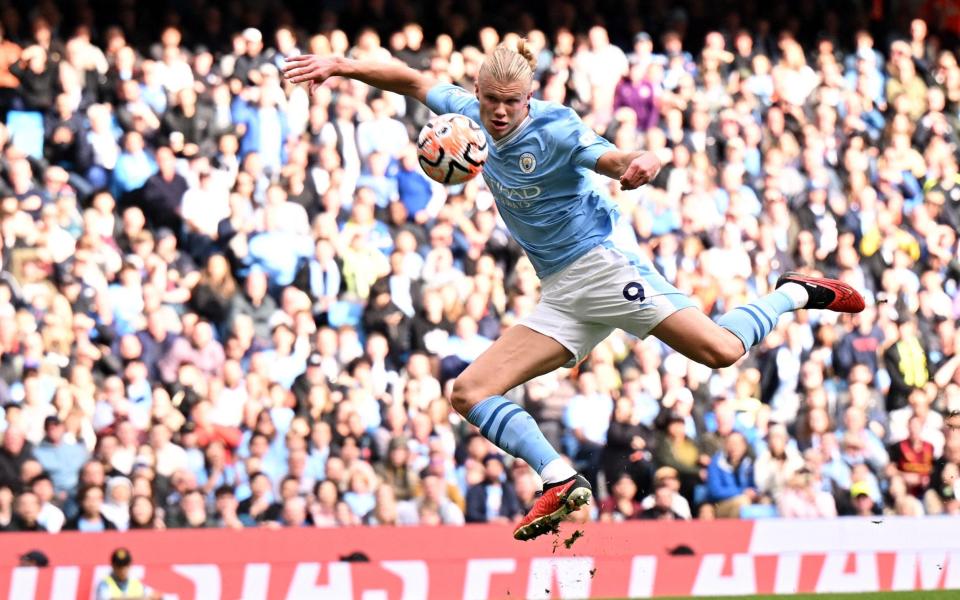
[450,375,485,417]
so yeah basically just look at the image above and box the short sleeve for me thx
[552,106,615,170]
[569,123,615,170]
[425,83,479,116]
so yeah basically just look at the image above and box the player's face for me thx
[476,75,531,140]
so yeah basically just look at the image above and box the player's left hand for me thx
[620,153,661,190]
[283,54,339,93]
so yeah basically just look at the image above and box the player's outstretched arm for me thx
[282,55,435,103]
[595,150,661,191]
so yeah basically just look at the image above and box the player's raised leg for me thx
[450,325,592,541]
[652,272,865,367]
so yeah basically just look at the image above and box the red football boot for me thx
[513,474,592,541]
[776,272,865,313]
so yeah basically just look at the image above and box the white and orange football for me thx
[416,114,488,185]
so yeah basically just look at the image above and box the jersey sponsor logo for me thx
[483,173,542,207]
[519,152,537,174]
[579,130,598,146]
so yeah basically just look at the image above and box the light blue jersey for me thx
[426,83,617,278]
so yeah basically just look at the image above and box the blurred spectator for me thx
[563,371,613,489]
[279,495,311,527]
[408,472,465,525]
[753,424,805,502]
[834,308,884,378]
[12,45,57,112]
[31,473,65,533]
[33,416,88,497]
[641,480,687,520]
[310,480,340,527]
[602,396,654,494]
[640,466,692,519]
[357,99,408,161]
[885,473,925,516]
[888,387,944,454]
[777,468,838,518]
[614,60,660,132]
[229,270,278,343]
[375,436,419,501]
[343,466,378,520]
[11,491,46,532]
[850,482,882,517]
[884,318,931,412]
[0,427,31,488]
[465,454,522,523]
[128,494,162,530]
[928,417,960,514]
[365,484,399,526]
[887,414,936,497]
[101,476,133,530]
[599,473,643,521]
[654,411,704,504]
[705,432,757,518]
[0,484,13,530]
[64,484,118,531]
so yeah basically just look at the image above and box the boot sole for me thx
[513,487,592,541]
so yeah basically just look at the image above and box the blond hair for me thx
[478,38,537,86]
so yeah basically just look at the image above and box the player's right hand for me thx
[283,55,338,91]
[619,152,661,190]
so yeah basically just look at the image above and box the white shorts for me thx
[520,240,696,367]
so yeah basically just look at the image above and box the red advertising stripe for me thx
[0,521,750,599]
[0,518,958,599]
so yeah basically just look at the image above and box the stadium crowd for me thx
[0,0,959,532]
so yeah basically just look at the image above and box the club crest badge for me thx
[519,152,536,174]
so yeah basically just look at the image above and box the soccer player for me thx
[283,41,864,540]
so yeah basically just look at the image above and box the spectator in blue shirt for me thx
[343,467,378,520]
[139,60,168,116]
[107,260,145,337]
[234,77,289,174]
[834,305,884,378]
[444,316,493,365]
[33,416,89,499]
[260,323,309,389]
[341,189,394,257]
[112,131,156,200]
[706,432,757,518]
[355,151,399,209]
[244,208,313,288]
[396,144,435,220]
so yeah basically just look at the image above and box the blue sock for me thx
[466,395,561,476]
[716,290,797,350]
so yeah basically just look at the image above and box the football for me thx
[416,113,488,185]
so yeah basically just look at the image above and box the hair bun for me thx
[515,38,538,72]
